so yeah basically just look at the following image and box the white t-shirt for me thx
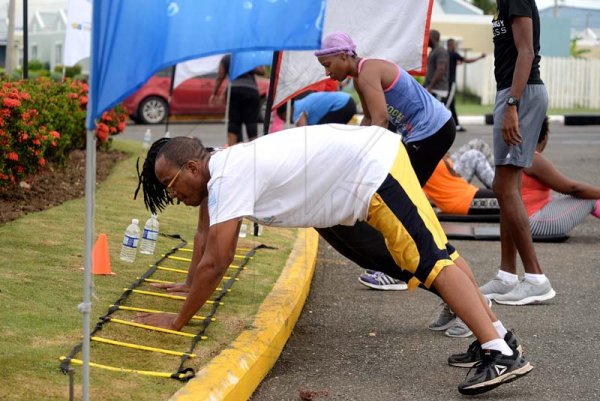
[207,124,401,228]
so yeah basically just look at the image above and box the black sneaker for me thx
[457,349,533,395]
[448,331,523,368]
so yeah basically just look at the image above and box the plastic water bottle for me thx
[239,223,247,238]
[120,219,140,263]
[139,214,159,255]
[142,128,152,149]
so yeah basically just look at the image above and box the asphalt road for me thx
[245,122,600,401]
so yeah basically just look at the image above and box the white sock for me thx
[493,320,508,338]
[481,338,513,356]
[524,272,547,285]
[496,270,519,284]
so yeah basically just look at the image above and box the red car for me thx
[123,68,270,124]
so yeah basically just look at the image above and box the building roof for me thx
[433,0,484,15]
[537,1,600,11]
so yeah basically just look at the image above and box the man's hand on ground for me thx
[150,282,190,295]
[134,312,178,330]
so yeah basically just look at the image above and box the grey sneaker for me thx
[494,279,556,306]
[479,277,518,300]
[428,303,456,331]
[445,317,473,338]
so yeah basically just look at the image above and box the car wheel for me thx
[258,96,267,123]
[138,96,168,124]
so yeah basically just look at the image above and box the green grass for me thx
[0,139,296,401]
[456,101,597,116]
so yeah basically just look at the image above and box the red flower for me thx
[7,152,19,161]
[79,96,88,106]
[50,130,60,139]
[96,129,109,142]
[117,122,126,131]
[3,98,21,108]
[38,158,46,166]
[19,133,29,141]
[32,139,41,146]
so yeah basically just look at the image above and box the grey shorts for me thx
[493,85,548,168]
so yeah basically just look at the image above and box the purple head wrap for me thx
[314,31,357,57]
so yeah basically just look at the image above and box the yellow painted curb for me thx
[171,228,319,401]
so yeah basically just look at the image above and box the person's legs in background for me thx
[239,87,260,142]
[453,149,495,189]
[227,88,244,145]
[481,85,555,305]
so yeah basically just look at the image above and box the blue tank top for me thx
[359,60,451,143]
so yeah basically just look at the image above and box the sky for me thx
[535,0,600,11]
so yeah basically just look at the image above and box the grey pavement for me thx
[117,119,254,148]
[248,122,600,401]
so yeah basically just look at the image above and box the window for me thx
[54,43,63,66]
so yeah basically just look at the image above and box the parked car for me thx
[123,68,270,124]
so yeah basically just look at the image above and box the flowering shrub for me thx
[0,78,127,186]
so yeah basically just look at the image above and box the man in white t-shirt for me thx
[134,125,532,395]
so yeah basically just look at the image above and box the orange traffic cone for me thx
[92,233,115,275]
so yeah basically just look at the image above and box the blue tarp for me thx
[230,51,273,80]
[87,0,325,129]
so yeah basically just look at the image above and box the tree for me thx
[470,0,496,14]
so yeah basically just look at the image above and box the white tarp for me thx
[274,0,434,107]
[63,0,92,66]
[173,55,224,88]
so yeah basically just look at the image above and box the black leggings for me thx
[404,118,457,186]
[316,118,456,296]
[228,86,259,142]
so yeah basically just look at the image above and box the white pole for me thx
[81,129,95,401]
[81,0,95,399]
[284,99,292,129]
[6,0,16,74]
[224,82,231,141]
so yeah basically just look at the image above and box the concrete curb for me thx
[170,228,320,401]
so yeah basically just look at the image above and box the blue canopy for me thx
[230,51,273,80]
[86,0,325,129]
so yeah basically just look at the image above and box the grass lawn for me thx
[456,101,597,117]
[0,139,296,401]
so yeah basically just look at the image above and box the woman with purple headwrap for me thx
[313,31,476,335]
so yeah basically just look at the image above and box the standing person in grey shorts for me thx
[479,0,555,305]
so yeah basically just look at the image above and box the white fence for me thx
[457,56,600,109]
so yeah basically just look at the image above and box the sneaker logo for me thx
[495,364,508,376]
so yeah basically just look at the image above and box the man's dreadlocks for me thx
[134,136,214,215]
[134,137,172,215]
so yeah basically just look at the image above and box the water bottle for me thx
[142,128,152,149]
[239,223,247,238]
[139,214,159,255]
[120,219,140,263]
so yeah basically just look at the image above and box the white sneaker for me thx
[494,279,556,306]
[445,317,473,338]
[479,277,518,300]
[428,302,456,331]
